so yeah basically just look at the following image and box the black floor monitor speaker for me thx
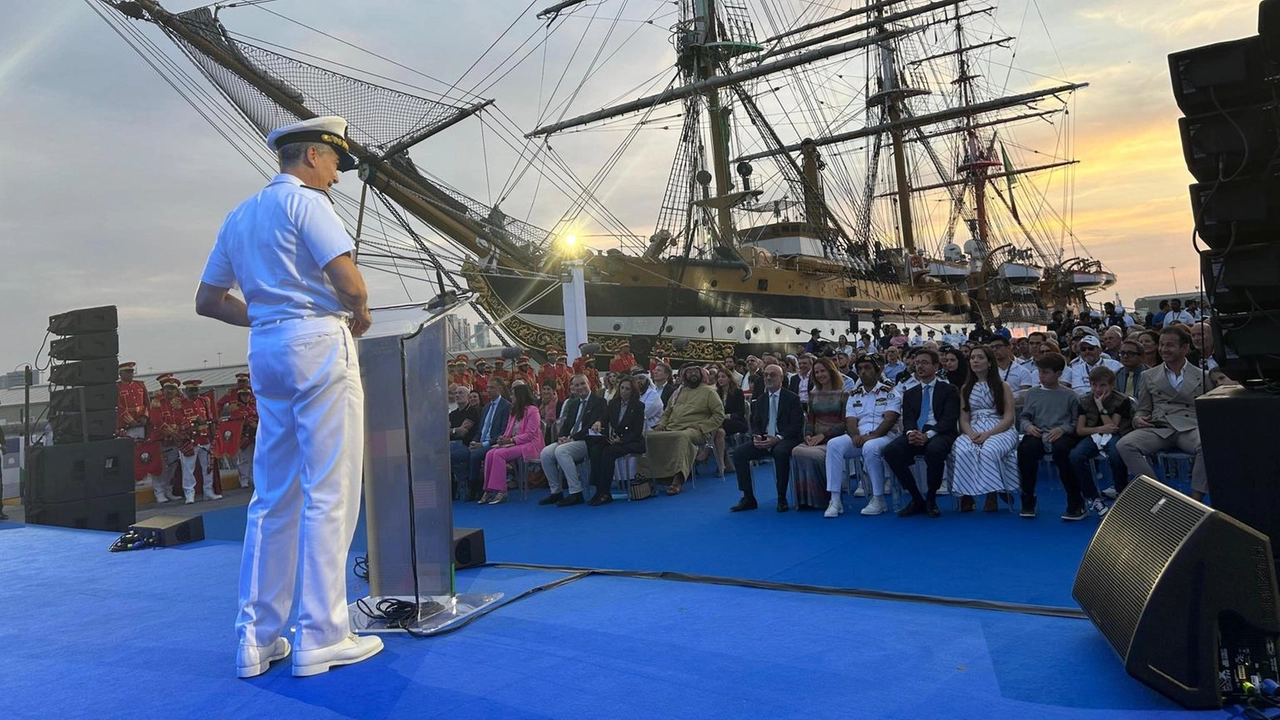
[130,514,205,547]
[26,493,136,533]
[1197,385,1280,562]
[453,527,486,569]
[1073,475,1280,709]
[29,440,136,504]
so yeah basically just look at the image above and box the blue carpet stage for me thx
[0,465,1253,719]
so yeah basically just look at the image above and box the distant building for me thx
[0,369,41,390]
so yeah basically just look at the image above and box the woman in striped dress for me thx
[791,357,848,509]
[950,346,1018,512]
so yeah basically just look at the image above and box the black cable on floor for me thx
[483,561,1091,621]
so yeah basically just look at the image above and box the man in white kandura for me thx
[195,116,383,679]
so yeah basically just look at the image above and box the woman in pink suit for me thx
[480,383,544,504]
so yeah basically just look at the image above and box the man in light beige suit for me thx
[1116,325,1208,500]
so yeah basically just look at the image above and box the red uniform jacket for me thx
[117,380,150,434]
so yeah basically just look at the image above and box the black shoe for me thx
[925,500,941,518]
[897,500,925,517]
[777,499,790,513]
[1061,505,1088,522]
[588,491,613,506]
[1019,496,1037,518]
[556,492,584,507]
[538,492,564,506]
[730,497,758,512]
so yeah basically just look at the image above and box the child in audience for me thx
[1066,366,1133,516]
[1016,353,1082,520]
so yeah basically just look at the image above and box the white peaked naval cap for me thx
[266,115,357,171]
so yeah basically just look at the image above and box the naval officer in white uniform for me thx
[195,116,382,678]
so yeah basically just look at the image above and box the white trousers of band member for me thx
[236,316,364,654]
[237,445,255,487]
[180,445,214,496]
[824,434,895,495]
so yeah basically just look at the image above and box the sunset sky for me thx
[0,0,1262,374]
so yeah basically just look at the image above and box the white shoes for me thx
[292,634,384,677]
[237,638,291,678]
[154,492,169,504]
[824,497,844,518]
[205,491,224,501]
[183,491,196,505]
[861,495,887,516]
[852,486,866,498]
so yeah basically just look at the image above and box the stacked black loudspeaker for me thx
[1172,0,1280,382]
[28,306,136,533]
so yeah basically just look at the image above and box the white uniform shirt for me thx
[845,381,903,435]
[997,361,1034,400]
[1063,356,1123,397]
[1163,310,1194,328]
[201,174,355,326]
[909,334,923,347]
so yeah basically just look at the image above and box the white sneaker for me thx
[1101,487,1118,500]
[154,492,169,504]
[205,492,224,501]
[936,486,950,496]
[293,634,384,677]
[183,491,195,505]
[861,495,887,516]
[824,497,843,518]
[237,637,291,679]
[852,486,866,498]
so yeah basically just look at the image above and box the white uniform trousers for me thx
[824,434,895,495]
[237,316,364,654]
[180,444,214,497]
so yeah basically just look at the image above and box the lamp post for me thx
[1170,266,1179,294]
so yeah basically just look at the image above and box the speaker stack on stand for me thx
[1172,0,1280,381]
[27,306,136,533]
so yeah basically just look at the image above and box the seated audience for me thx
[712,367,748,474]
[1067,365,1133,512]
[1062,334,1122,397]
[1137,329,1161,368]
[791,357,849,509]
[538,374,608,507]
[588,376,647,505]
[479,383,544,505]
[450,378,509,501]
[730,364,804,513]
[938,347,968,388]
[448,385,479,445]
[539,382,561,444]
[1114,339,1148,401]
[989,336,1032,406]
[647,364,726,495]
[883,349,960,518]
[633,372,665,430]
[951,346,1018,513]
[823,355,900,517]
[881,346,907,384]
[1115,325,1209,501]
[1016,353,1082,520]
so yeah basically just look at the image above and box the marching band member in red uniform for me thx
[491,358,511,385]
[221,387,260,488]
[610,342,636,374]
[152,373,176,401]
[147,377,186,503]
[218,372,254,415]
[514,355,537,388]
[472,360,491,394]
[537,346,560,389]
[116,362,150,439]
[181,379,222,503]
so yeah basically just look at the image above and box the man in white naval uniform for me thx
[823,355,902,517]
[195,116,383,679]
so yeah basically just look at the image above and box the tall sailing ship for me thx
[94,0,1116,360]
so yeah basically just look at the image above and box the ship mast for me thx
[869,2,918,258]
[696,0,736,244]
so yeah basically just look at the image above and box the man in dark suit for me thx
[883,349,960,518]
[538,373,609,506]
[730,364,805,513]
[450,377,511,500]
